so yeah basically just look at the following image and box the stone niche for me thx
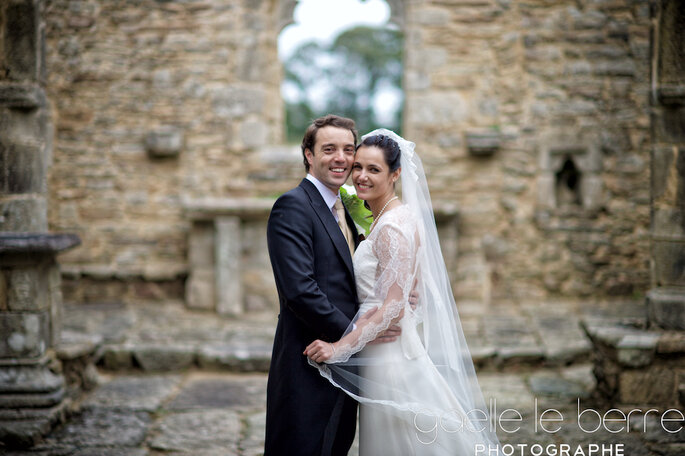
[184,197,278,316]
[536,130,603,212]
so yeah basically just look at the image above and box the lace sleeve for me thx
[328,218,418,362]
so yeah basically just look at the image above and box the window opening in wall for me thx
[278,0,403,143]
[555,157,582,207]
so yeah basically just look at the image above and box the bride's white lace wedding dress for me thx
[310,128,500,456]
[352,205,485,455]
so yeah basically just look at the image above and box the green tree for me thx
[283,26,403,142]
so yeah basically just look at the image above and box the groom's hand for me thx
[409,278,419,311]
[369,324,401,344]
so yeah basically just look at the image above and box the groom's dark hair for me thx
[301,114,357,172]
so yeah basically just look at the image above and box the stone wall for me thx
[404,0,652,301]
[43,0,287,302]
[43,0,653,305]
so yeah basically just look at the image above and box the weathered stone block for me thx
[0,197,48,231]
[186,268,215,311]
[528,373,589,400]
[0,132,47,194]
[132,344,195,372]
[45,408,150,448]
[406,92,468,126]
[145,127,184,158]
[210,86,264,119]
[619,367,677,405]
[580,175,603,210]
[7,267,47,311]
[100,344,134,370]
[536,175,556,209]
[188,222,214,267]
[82,374,181,412]
[657,332,685,354]
[4,0,40,81]
[240,120,268,149]
[0,84,47,109]
[652,241,685,288]
[653,109,685,143]
[0,311,50,358]
[650,147,675,200]
[415,7,450,26]
[465,130,500,156]
[147,409,241,452]
[648,287,685,330]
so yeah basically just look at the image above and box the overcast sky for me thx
[278,0,391,60]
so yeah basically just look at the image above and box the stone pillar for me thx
[215,216,243,317]
[647,0,685,330]
[0,0,80,447]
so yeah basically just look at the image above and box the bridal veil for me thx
[310,129,501,454]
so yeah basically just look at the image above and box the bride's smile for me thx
[352,144,401,218]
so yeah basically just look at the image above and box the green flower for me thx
[340,185,372,236]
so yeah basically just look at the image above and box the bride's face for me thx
[352,145,399,201]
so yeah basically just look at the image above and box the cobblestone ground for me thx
[4,298,683,455]
[5,367,683,455]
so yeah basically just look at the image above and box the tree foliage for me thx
[283,26,403,142]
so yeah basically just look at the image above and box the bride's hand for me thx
[304,340,338,363]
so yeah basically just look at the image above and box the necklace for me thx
[370,196,399,232]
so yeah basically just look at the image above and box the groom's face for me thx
[305,126,355,193]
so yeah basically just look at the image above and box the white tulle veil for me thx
[310,129,500,454]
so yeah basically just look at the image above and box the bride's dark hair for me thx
[356,134,401,171]
[357,134,402,211]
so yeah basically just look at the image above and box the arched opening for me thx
[277,0,404,142]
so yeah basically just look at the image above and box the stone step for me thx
[62,300,605,374]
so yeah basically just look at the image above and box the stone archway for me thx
[276,0,406,33]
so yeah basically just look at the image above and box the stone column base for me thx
[0,355,70,448]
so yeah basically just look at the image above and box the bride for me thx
[304,130,501,455]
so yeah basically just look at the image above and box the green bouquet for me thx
[340,185,372,236]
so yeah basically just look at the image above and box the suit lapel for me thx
[300,179,355,277]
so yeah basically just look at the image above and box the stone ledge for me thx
[0,84,46,109]
[56,331,102,361]
[183,197,275,221]
[183,197,460,221]
[657,84,685,106]
[583,315,685,368]
[464,129,500,156]
[60,263,188,281]
[0,233,81,254]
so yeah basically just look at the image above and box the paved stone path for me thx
[5,298,682,455]
[5,367,682,455]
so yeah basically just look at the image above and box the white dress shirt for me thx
[306,174,341,222]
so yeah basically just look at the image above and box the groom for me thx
[264,114,361,456]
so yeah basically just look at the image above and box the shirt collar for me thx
[306,174,340,210]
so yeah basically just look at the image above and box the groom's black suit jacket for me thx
[265,178,360,456]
